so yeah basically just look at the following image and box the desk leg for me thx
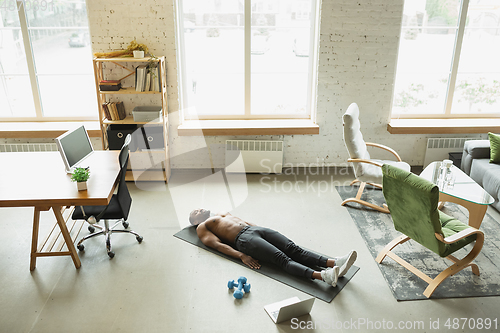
[52,206,81,269]
[439,193,488,229]
[30,208,41,271]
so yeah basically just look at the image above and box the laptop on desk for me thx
[264,297,315,324]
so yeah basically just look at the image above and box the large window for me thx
[0,0,95,121]
[176,0,319,120]
[392,0,500,118]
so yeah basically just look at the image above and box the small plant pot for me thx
[133,50,144,58]
[77,181,88,191]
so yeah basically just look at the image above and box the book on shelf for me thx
[102,103,112,120]
[116,101,126,119]
[102,101,126,121]
[135,65,147,92]
[100,83,121,91]
[110,102,118,120]
[150,66,160,92]
[134,64,161,92]
[145,72,151,92]
[99,79,122,91]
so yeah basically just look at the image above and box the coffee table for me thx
[420,161,494,229]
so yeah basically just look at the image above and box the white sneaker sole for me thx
[339,250,357,277]
[322,266,340,287]
[331,266,339,287]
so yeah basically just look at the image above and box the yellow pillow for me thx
[489,132,500,164]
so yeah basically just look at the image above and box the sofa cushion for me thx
[468,158,500,211]
[488,132,500,164]
[470,159,498,187]
[461,140,490,175]
[483,168,500,202]
[463,138,500,213]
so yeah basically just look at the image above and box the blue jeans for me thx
[234,226,328,278]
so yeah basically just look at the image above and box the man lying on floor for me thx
[189,209,357,287]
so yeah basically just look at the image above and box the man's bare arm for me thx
[196,223,260,269]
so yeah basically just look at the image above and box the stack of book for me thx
[99,80,122,91]
[135,64,161,92]
[102,101,126,121]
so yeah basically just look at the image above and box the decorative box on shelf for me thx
[99,80,121,91]
[107,124,138,150]
[132,106,162,122]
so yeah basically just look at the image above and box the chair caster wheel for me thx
[108,251,115,258]
[77,244,84,251]
[122,221,129,229]
[88,225,95,233]
[136,236,143,243]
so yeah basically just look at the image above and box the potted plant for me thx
[71,167,90,191]
[131,40,148,58]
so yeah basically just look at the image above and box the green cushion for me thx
[382,164,476,257]
[439,211,477,257]
[488,132,500,164]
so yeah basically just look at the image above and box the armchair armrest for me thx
[434,228,483,244]
[347,158,383,167]
[365,142,402,161]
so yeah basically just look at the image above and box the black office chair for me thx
[73,134,143,258]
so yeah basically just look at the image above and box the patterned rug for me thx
[336,186,500,301]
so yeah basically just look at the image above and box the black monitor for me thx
[55,125,94,173]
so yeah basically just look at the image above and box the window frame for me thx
[175,0,320,121]
[391,0,500,120]
[0,0,95,122]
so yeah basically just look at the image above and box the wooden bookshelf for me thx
[93,56,170,182]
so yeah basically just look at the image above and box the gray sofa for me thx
[462,140,500,211]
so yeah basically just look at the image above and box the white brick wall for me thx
[87,0,179,115]
[86,0,480,169]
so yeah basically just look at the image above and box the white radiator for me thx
[225,140,283,173]
[0,143,57,152]
[423,138,479,168]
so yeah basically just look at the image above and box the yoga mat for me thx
[336,185,500,301]
[174,226,359,303]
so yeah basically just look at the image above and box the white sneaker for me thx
[335,250,357,277]
[321,266,340,287]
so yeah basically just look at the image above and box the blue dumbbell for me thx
[227,276,251,299]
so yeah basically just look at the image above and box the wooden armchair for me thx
[342,103,410,213]
[377,164,484,298]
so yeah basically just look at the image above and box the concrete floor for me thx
[0,168,499,333]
